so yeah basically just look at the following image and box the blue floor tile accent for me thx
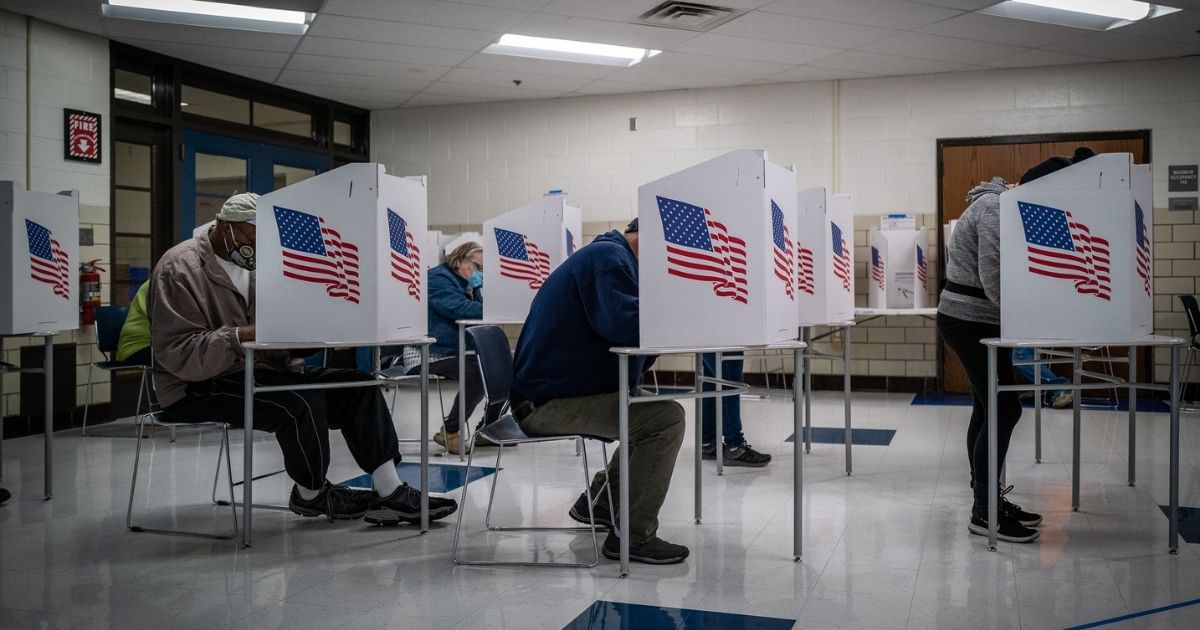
[338,462,496,493]
[562,601,795,630]
[785,427,896,446]
[911,393,1169,412]
[1157,505,1200,544]
[1065,597,1200,629]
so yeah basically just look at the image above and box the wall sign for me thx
[64,109,101,163]
[1168,197,1198,212]
[1169,164,1198,192]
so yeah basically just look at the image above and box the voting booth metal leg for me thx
[1169,345,1181,554]
[458,324,467,462]
[842,330,852,476]
[618,355,631,578]
[421,345,430,533]
[802,328,812,454]
[1072,348,1082,512]
[715,352,723,477]
[986,345,999,551]
[243,348,254,548]
[1034,348,1042,463]
[694,355,702,524]
[44,335,53,500]
[1128,350,1137,487]
[793,346,803,562]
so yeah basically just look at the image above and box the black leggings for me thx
[937,313,1023,507]
[407,356,484,433]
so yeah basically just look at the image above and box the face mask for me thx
[468,270,484,288]
[226,224,256,271]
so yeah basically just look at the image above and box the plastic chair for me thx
[451,325,614,568]
[82,305,152,436]
[1179,295,1200,411]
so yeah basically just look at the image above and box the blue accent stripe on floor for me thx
[562,601,795,630]
[911,393,1169,412]
[338,461,495,493]
[1065,597,1200,629]
[1157,505,1200,544]
[785,427,895,446]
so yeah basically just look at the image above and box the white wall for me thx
[372,56,1200,384]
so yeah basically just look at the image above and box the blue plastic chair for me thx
[82,305,151,436]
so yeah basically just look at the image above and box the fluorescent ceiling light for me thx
[483,34,661,67]
[102,0,312,35]
[981,0,1180,30]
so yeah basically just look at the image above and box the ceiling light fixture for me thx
[482,34,661,67]
[980,0,1180,30]
[102,0,313,35]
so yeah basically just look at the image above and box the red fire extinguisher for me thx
[80,259,104,325]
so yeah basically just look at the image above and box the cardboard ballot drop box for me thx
[1000,153,1152,340]
[638,150,798,348]
[256,163,428,344]
[867,227,930,309]
[796,188,855,324]
[483,195,582,320]
[1,182,79,334]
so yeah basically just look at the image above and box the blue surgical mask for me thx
[468,270,484,288]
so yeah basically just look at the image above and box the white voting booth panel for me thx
[0,182,79,334]
[425,229,443,268]
[1000,153,1152,340]
[256,163,428,344]
[443,232,482,258]
[796,188,855,324]
[638,150,798,347]
[867,228,929,309]
[482,195,582,320]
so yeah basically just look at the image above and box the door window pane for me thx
[114,189,151,235]
[254,102,312,138]
[195,153,247,228]
[113,236,153,306]
[182,85,250,124]
[334,120,353,146]
[273,164,317,190]
[114,69,153,106]
[115,142,151,188]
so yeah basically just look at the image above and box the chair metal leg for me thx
[483,441,505,530]
[450,438,477,564]
[81,363,95,436]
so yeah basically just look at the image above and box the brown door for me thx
[937,133,1151,393]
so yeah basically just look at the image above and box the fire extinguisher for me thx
[80,259,104,325]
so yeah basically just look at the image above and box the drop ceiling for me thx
[3,0,1199,109]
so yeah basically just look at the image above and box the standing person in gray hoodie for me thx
[938,147,1094,543]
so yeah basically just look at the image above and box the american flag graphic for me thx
[387,209,421,301]
[871,246,886,290]
[916,245,928,290]
[566,229,577,256]
[831,222,851,293]
[656,196,748,304]
[796,246,815,296]
[495,228,551,289]
[25,219,69,299]
[273,206,361,304]
[770,200,794,300]
[1018,201,1111,301]
[1134,202,1151,297]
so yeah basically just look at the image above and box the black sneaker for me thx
[288,482,373,520]
[568,491,614,529]
[701,443,717,460]
[601,532,689,565]
[1000,486,1043,527]
[968,509,1040,543]
[723,442,772,467]
[363,484,458,525]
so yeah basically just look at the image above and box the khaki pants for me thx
[518,392,685,543]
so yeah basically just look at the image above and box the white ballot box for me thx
[638,149,798,347]
[483,195,582,320]
[867,227,929,309]
[796,187,855,324]
[1,182,79,334]
[1000,153,1152,340]
[256,163,428,343]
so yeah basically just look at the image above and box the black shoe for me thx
[1000,486,1043,527]
[288,482,373,520]
[722,442,772,467]
[602,532,689,564]
[968,509,1040,543]
[363,484,458,526]
[701,443,717,460]
[568,491,614,529]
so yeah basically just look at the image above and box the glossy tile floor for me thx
[1,391,1199,629]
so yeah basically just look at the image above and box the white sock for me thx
[372,462,403,496]
[295,484,321,501]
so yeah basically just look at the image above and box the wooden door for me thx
[937,133,1151,393]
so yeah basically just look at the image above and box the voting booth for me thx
[1000,153,1152,340]
[255,163,428,343]
[796,187,855,324]
[638,150,798,347]
[867,227,929,309]
[482,194,582,320]
[425,229,443,268]
[443,232,483,258]
[0,182,79,334]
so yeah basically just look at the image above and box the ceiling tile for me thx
[765,65,880,82]
[286,54,453,82]
[102,20,303,52]
[915,12,1091,49]
[981,49,1109,69]
[294,37,471,67]
[810,50,967,75]
[517,0,653,22]
[119,39,290,69]
[856,31,1027,65]
[459,53,618,80]
[278,83,417,107]
[204,64,283,84]
[307,14,499,50]
[1043,31,1200,60]
[609,66,759,89]
[452,0,550,10]
[419,80,567,101]
[319,0,528,32]
[713,11,896,49]
[668,33,842,65]
[403,93,491,107]
[438,67,595,92]
[567,80,676,96]
[639,51,796,79]
[761,0,965,30]
[904,0,996,9]
[1117,9,1200,45]
[505,12,703,49]
[278,68,437,93]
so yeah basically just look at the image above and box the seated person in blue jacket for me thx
[1011,348,1073,409]
[510,219,689,565]
[700,354,772,467]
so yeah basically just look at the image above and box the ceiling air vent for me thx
[634,2,746,32]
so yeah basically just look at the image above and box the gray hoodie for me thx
[938,177,1008,325]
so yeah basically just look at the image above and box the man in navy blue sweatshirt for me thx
[510,219,688,565]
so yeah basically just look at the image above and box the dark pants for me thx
[407,356,484,433]
[937,313,1023,508]
[161,367,400,491]
[700,352,745,446]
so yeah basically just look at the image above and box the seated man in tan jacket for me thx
[148,193,456,525]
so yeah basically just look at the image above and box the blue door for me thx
[180,130,328,242]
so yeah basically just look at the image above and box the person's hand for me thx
[238,324,256,342]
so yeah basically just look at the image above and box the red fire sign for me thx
[64,109,101,163]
